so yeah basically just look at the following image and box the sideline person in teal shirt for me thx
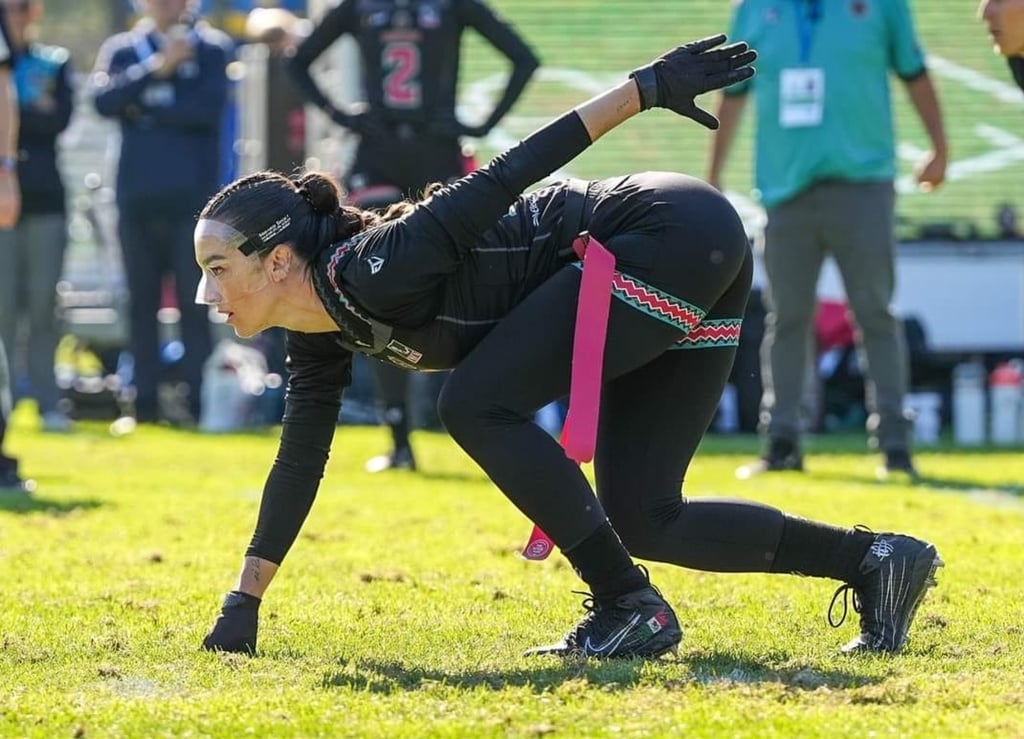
[707,0,947,480]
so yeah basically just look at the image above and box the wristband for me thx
[0,156,17,173]
[630,65,659,111]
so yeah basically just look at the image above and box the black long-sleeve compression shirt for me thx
[245,111,593,564]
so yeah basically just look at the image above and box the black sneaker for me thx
[829,532,943,653]
[876,449,919,482]
[736,437,804,480]
[524,585,682,659]
[364,445,417,473]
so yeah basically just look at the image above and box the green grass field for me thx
[459,0,1023,239]
[2,410,1023,738]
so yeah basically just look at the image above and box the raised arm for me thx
[408,35,757,254]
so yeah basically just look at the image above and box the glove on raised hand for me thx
[630,34,757,129]
[201,590,260,655]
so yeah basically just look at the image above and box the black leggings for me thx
[437,174,787,573]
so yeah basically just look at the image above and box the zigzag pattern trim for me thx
[609,272,705,332]
[669,319,743,349]
[326,242,372,325]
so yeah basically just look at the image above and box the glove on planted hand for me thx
[201,590,260,655]
[630,34,757,129]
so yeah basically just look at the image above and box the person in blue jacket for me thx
[90,0,233,424]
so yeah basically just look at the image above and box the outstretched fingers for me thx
[696,49,757,81]
[699,41,751,63]
[682,33,728,54]
[706,66,756,91]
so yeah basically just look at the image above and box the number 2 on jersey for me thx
[382,41,422,108]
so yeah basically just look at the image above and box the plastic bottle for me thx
[989,361,1022,446]
[952,361,986,446]
[906,392,942,446]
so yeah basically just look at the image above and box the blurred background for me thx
[18,0,1024,445]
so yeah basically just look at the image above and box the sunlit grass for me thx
[2,408,1022,737]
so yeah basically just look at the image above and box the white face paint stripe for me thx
[194,273,211,306]
[194,219,250,250]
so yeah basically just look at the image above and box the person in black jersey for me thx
[198,36,943,659]
[979,0,1024,93]
[289,0,539,473]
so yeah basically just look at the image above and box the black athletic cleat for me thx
[829,531,943,653]
[524,585,682,659]
[736,437,804,480]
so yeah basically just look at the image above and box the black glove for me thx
[630,34,757,129]
[201,590,260,654]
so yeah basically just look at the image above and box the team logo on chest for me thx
[367,255,385,274]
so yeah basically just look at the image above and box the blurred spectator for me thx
[90,0,233,424]
[288,0,539,472]
[709,0,948,479]
[0,2,30,492]
[979,0,1024,92]
[0,0,74,433]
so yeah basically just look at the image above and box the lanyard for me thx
[792,0,822,64]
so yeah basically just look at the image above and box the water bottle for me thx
[952,361,986,446]
[905,392,942,446]
[989,361,1022,446]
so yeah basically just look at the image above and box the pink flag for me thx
[521,524,556,560]
[521,233,616,561]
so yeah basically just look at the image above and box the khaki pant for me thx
[760,179,912,452]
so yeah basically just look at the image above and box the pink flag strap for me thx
[520,232,616,561]
[521,524,555,560]
[562,232,616,463]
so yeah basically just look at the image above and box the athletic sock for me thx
[563,521,649,605]
[771,515,875,583]
[384,404,410,451]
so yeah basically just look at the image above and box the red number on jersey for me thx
[382,41,422,108]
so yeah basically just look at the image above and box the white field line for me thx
[926,53,1024,106]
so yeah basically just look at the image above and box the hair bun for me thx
[295,172,340,216]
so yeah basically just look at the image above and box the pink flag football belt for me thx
[522,232,616,561]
